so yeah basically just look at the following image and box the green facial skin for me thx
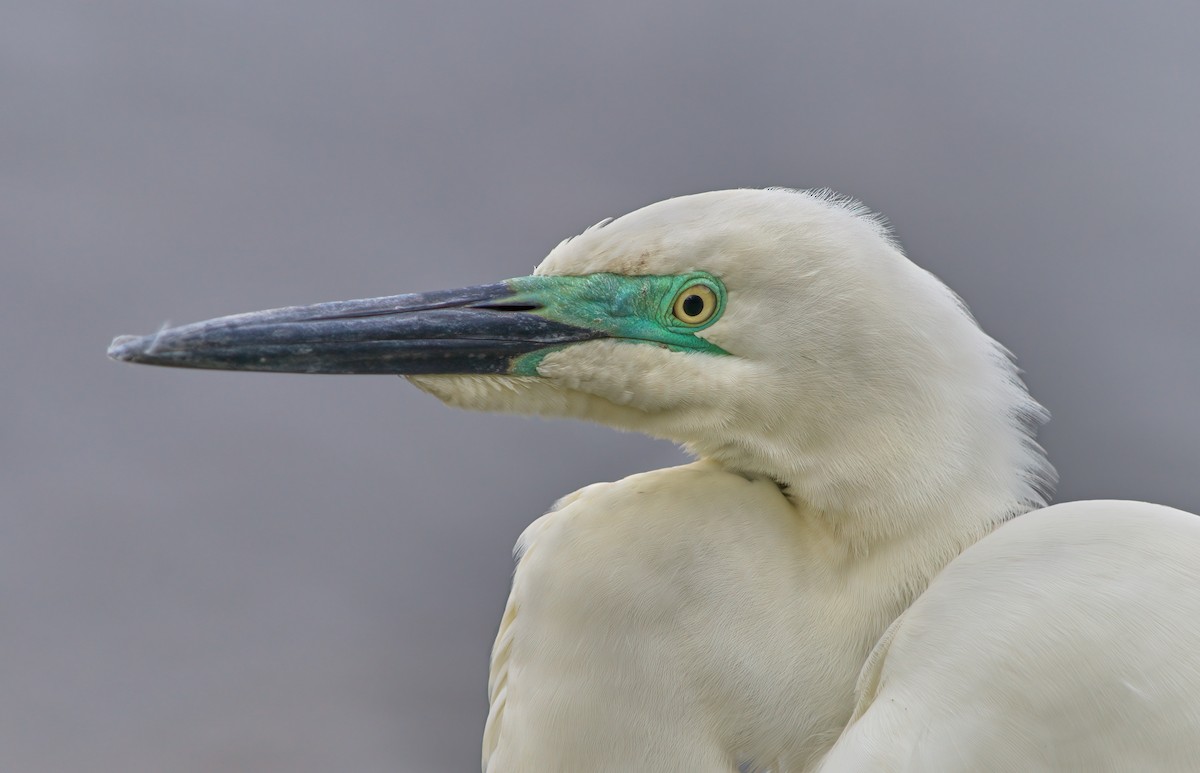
[505,272,729,376]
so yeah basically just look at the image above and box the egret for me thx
[109,188,1200,771]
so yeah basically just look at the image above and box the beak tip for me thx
[108,334,150,363]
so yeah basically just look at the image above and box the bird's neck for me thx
[687,425,1046,640]
[688,366,1053,584]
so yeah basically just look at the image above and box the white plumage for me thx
[820,500,1200,772]
[111,188,1200,771]
[413,190,1200,771]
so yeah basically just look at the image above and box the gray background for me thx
[5,2,1199,771]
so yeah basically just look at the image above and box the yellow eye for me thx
[672,284,718,325]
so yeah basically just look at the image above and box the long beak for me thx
[107,281,606,376]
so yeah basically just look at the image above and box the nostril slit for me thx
[472,303,542,312]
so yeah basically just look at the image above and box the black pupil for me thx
[681,294,706,318]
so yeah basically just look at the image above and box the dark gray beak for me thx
[107,281,606,376]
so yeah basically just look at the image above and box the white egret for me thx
[110,189,1200,771]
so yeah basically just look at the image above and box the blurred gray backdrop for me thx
[5,1,1199,771]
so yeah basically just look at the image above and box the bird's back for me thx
[819,500,1200,772]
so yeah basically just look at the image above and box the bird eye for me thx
[671,284,718,325]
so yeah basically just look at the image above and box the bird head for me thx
[110,189,1052,532]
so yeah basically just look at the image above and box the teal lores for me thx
[506,272,729,375]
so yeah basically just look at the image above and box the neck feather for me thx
[686,342,1055,563]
